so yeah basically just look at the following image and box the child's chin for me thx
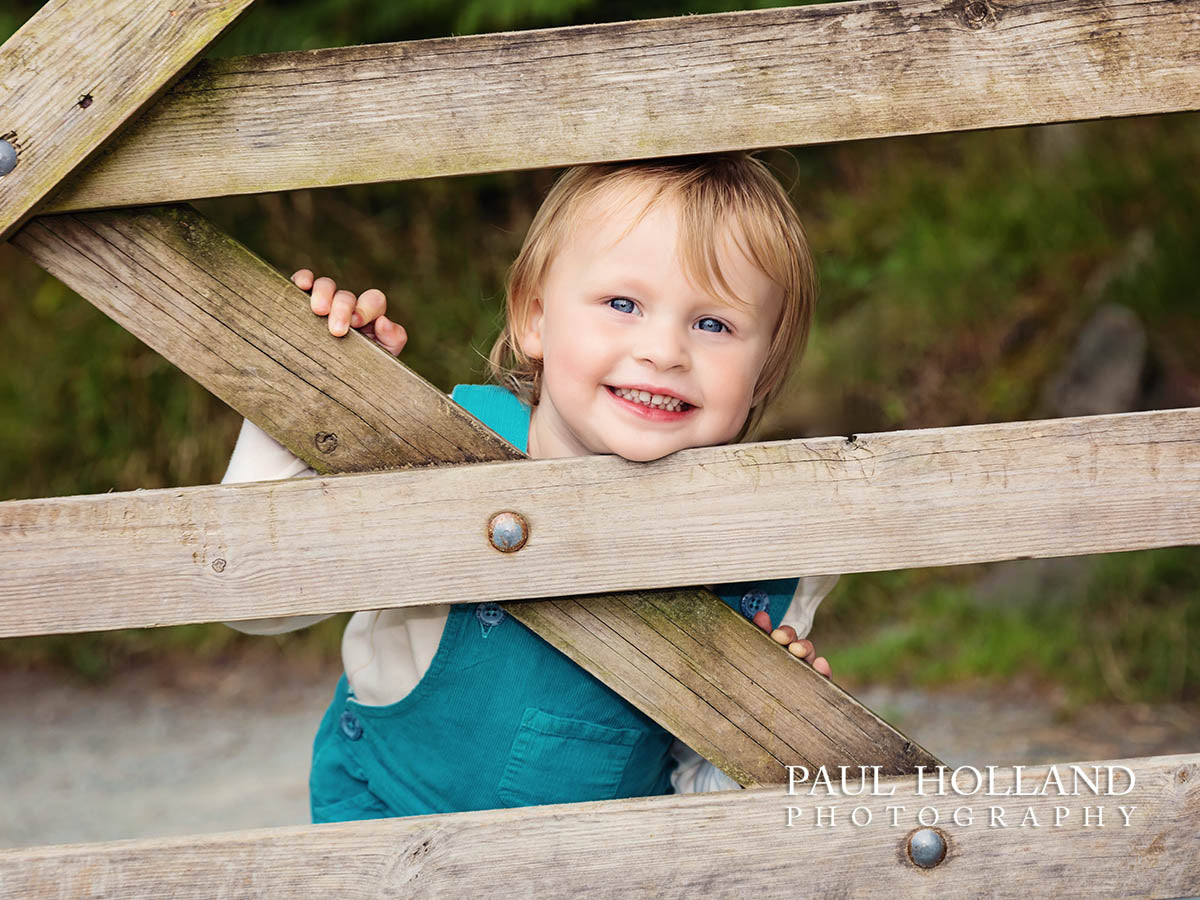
[611,441,680,463]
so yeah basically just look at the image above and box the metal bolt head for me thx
[0,139,17,176]
[488,511,529,552]
[907,828,947,868]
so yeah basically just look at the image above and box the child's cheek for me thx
[719,377,759,440]
[544,343,597,405]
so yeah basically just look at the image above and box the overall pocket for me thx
[497,707,641,807]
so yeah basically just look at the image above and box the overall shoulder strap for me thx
[450,384,531,453]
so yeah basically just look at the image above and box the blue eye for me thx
[608,297,637,314]
[696,317,728,333]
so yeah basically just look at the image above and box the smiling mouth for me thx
[606,385,692,412]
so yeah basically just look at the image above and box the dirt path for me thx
[3,660,1197,849]
[1,659,339,849]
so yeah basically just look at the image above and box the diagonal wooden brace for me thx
[12,205,939,784]
[0,0,256,240]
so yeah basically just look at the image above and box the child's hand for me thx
[292,269,408,357]
[752,611,833,679]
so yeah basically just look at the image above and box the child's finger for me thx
[752,610,772,632]
[353,288,387,328]
[813,656,832,679]
[787,639,815,663]
[310,276,338,316]
[329,289,358,337]
[770,625,797,645]
[292,269,315,291]
[374,316,408,357]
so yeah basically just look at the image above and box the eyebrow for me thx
[603,275,752,308]
[605,277,654,298]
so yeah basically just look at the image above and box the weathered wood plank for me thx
[2,407,1197,638]
[40,0,1200,212]
[11,207,520,472]
[2,754,1196,899]
[0,0,255,239]
[506,588,937,783]
[11,204,925,786]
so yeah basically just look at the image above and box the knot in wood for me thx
[953,0,999,30]
[211,558,227,573]
[314,431,339,454]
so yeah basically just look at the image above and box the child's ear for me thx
[517,298,545,361]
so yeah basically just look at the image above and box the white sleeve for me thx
[777,574,840,639]
[221,417,314,484]
[221,418,333,635]
[670,740,741,793]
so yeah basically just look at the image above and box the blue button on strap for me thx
[476,602,507,637]
[739,589,770,619]
[339,710,363,741]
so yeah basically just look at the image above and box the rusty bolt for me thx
[487,511,529,553]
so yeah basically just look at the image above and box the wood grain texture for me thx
[0,0,255,238]
[506,588,938,783]
[11,203,923,787]
[11,207,520,472]
[2,407,1197,638]
[41,0,1200,212]
[1,754,1195,899]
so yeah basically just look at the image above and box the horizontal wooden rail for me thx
[11,204,931,785]
[42,0,1200,212]
[2,754,1196,898]
[0,0,254,238]
[2,406,1197,638]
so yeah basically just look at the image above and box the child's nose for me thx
[633,322,690,370]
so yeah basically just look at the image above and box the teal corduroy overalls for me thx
[308,384,798,821]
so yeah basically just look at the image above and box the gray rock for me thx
[1039,303,1147,419]
[981,303,1147,606]
[1032,122,1085,167]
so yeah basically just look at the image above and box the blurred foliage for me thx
[819,547,1200,706]
[1,2,1197,703]
[773,117,1200,436]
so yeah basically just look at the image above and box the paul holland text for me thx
[783,764,1137,829]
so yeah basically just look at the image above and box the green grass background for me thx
[1,0,1197,704]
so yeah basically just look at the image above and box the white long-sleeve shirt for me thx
[222,417,839,793]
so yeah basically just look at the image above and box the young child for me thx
[222,153,837,821]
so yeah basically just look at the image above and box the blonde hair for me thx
[488,153,817,441]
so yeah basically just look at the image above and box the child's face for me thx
[518,183,783,462]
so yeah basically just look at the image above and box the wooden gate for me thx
[1,1,1197,895]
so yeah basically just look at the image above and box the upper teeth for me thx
[614,387,686,411]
